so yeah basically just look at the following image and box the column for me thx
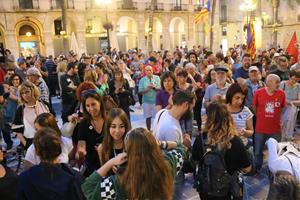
[187,14,196,50]
[162,15,171,50]
[75,13,87,54]
[43,31,55,56]
[137,14,146,51]
[5,31,19,57]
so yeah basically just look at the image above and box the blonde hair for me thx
[19,81,41,104]
[57,61,67,73]
[84,69,98,83]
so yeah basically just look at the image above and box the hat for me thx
[273,53,280,57]
[27,67,42,77]
[215,65,229,72]
[249,66,259,72]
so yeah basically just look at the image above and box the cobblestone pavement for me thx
[3,97,270,200]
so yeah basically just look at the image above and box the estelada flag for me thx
[247,20,256,60]
[194,0,210,24]
[286,32,299,64]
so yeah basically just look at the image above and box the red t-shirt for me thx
[253,87,286,134]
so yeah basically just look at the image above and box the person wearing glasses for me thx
[0,74,22,150]
[82,128,185,200]
[60,62,80,123]
[76,89,106,177]
[271,56,290,81]
[253,74,286,172]
[11,81,50,149]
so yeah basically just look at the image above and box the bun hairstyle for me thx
[33,127,62,163]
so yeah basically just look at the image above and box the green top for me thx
[138,75,161,104]
[96,83,109,96]
[81,144,186,200]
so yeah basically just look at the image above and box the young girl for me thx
[97,108,131,174]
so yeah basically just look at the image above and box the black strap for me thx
[285,155,296,177]
[157,110,166,124]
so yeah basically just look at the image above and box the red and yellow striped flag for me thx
[194,0,210,24]
[247,20,256,59]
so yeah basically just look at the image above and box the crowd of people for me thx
[0,44,300,200]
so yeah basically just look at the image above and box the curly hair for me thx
[205,102,237,150]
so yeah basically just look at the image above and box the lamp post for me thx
[97,0,113,55]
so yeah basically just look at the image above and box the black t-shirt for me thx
[78,118,105,171]
[60,73,80,104]
[192,135,251,175]
[0,166,18,200]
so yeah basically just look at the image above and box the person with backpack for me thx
[193,102,252,200]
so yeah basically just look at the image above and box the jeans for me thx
[254,132,281,170]
[173,170,184,200]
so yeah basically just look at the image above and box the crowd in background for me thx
[0,44,300,200]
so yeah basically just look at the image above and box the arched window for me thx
[19,25,36,36]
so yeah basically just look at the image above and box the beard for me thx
[180,108,193,121]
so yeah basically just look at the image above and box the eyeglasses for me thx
[81,89,97,97]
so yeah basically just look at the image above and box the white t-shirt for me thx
[153,109,183,142]
[25,136,73,165]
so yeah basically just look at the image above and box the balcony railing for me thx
[145,2,164,10]
[171,4,188,11]
[116,0,137,10]
[51,0,74,9]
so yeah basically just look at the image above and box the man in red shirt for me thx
[253,74,286,171]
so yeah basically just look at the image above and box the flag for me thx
[194,0,210,24]
[286,31,299,64]
[247,20,256,59]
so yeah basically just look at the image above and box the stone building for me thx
[0,0,299,57]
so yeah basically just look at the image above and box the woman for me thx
[226,83,254,148]
[76,89,106,176]
[12,81,49,149]
[24,113,73,169]
[84,69,98,84]
[0,145,18,200]
[17,128,85,200]
[280,70,300,139]
[82,127,185,200]
[204,68,217,88]
[175,67,193,92]
[97,108,131,174]
[56,61,67,97]
[193,102,252,200]
[109,68,133,119]
[155,71,176,111]
[1,74,22,150]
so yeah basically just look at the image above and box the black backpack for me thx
[194,146,234,197]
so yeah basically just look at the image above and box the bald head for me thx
[266,74,280,83]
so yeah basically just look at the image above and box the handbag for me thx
[61,122,77,138]
[103,95,118,111]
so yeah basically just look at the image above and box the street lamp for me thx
[240,1,256,24]
[96,0,113,55]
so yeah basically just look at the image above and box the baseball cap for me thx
[249,66,259,72]
[273,53,280,57]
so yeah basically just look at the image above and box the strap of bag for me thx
[284,155,296,177]
[157,110,166,124]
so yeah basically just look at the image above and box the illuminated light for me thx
[60,30,66,35]
[26,32,32,37]
[90,29,95,34]
[96,0,112,5]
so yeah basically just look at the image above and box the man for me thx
[44,55,57,96]
[243,66,265,111]
[253,74,286,171]
[203,65,231,108]
[60,62,80,123]
[78,56,92,82]
[129,51,140,72]
[138,65,161,130]
[144,56,160,75]
[15,59,27,81]
[26,67,50,104]
[235,53,252,80]
[271,56,290,81]
[153,90,194,200]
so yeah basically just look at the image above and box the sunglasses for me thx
[81,89,98,97]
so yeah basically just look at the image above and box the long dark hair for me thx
[81,91,106,121]
[100,108,131,165]
[34,113,62,137]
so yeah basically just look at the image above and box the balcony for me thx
[116,0,137,10]
[171,4,188,11]
[50,0,74,9]
[145,2,164,11]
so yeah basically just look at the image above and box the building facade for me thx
[0,0,299,57]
